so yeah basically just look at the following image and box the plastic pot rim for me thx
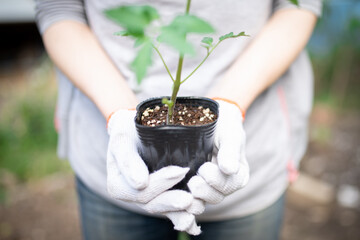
[135,96,219,129]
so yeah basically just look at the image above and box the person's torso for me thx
[58,0,314,220]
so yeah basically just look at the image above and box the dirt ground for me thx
[0,174,80,240]
[1,106,359,240]
[282,108,360,240]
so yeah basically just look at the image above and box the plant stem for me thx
[166,0,191,124]
[185,0,191,14]
[181,41,221,84]
[167,56,183,124]
[152,44,175,82]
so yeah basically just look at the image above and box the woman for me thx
[35,0,322,239]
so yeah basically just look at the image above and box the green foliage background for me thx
[0,59,71,183]
[309,0,360,109]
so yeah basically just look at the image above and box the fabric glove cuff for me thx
[106,107,136,129]
[212,97,246,120]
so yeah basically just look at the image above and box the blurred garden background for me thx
[0,0,359,239]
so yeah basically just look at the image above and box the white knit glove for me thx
[107,109,201,235]
[188,100,250,205]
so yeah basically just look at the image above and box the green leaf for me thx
[114,30,130,36]
[219,32,234,41]
[157,27,195,55]
[219,32,233,41]
[201,37,213,46]
[134,37,147,47]
[170,15,215,34]
[157,15,215,55]
[131,40,153,84]
[104,5,160,37]
[288,0,299,6]
[219,31,249,41]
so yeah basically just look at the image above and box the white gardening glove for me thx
[165,198,206,235]
[107,109,201,235]
[188,99,250,205]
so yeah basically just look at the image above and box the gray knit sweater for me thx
[35,0,322,220]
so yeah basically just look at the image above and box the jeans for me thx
[76,177,285,240]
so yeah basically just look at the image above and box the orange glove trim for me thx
[106,108,136,129]
[212,97,246,119]
[106,112,115,129]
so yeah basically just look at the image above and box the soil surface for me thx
[140,104,217,127]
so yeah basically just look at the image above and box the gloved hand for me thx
[188,99,250,204]
[106,109,202,235]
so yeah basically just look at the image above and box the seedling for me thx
[105,0,298,124]
[105,0,248,124]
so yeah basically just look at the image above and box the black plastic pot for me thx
[135,97,219,190]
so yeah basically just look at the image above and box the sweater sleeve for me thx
[273,0,323,17]
[35,0,88,34]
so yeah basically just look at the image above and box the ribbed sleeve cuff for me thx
[35,0,88,34]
